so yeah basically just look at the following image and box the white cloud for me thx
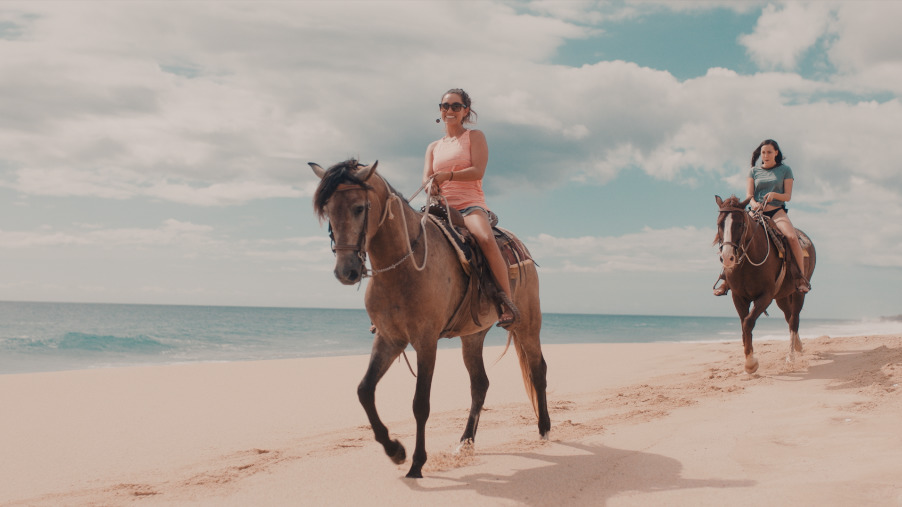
[0,219,339,271]
[145,181,303,206]
[1,1,900,315]
[739,2,835,70]
[0,219,215,249]
[530,226,716,273]
[4,168,305,205]
[2,1,897,208]
[801,177,902,268]
[828,2,902,94]
[828,2,902,71]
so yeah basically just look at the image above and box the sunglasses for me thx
[439,102,467,112]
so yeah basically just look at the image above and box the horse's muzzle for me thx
[721,245,739,269]
[334,256,364,285]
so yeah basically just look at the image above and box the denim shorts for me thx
[459,206,499,227]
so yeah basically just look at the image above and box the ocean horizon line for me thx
[2,298,890,322]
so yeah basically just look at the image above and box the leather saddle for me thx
[759,214,810,259]
[422,200,535,330]
[421,201,533,275]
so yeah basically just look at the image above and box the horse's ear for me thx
[739,197,751,208]
[715,195,723,207]
[354,160,379,182]
[309,162,326,179]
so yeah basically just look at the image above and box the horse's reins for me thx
[719,204,772,267]
[331,175,439,379]
[329,175,432,278]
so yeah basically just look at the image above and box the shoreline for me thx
[2,335,901,505]
[6,316,902,378]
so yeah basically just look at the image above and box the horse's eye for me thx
[353,205,366,216]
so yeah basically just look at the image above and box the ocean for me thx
[2,301,901,375]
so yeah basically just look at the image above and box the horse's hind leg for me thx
[530,351,550,438]
[458,331,491,449]
[358,336,407,466]
[513,270,550,438]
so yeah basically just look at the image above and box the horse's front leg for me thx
[358,335,407,466]
[737,295,772,374]
[407,342,437,479]
[776,294,804,362]
[458,332,490,449]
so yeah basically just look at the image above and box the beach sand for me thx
[2,334,901,506]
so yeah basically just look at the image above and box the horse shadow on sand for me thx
[404,441,754,505]
[774,343,902,391]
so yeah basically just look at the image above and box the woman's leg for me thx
[773,211,810,292]
[463,211,516,324]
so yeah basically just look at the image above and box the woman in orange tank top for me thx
[422,88,516,327]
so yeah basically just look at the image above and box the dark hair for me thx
[441,88,478,124]
[751,139,784,167]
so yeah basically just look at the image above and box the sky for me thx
[1,1,900,320]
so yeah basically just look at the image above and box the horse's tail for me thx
[495,328,540,419]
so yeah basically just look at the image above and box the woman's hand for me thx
[426,171,453,195]
[426,176,440,196]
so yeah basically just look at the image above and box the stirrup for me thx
[797,278,811,294]
[496,292,520,329]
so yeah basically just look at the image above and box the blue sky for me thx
[1,1,901,320]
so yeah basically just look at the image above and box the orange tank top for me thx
[432,129,488,211]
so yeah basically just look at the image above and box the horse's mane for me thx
[713,195,746,246]
[313,158,409,221]
[719,195,744,210]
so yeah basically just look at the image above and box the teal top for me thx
[749,163,794,208]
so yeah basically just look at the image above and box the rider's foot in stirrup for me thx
[713,278,730,296]
[497,309,516,328]
[496,296,518,329]
[797,278,811,294]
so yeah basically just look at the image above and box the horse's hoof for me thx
[388,439,406,465]
[455,438,475,456]
[745,356,759,374]
[405,465,423,479]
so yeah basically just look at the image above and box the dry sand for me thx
[2,334,901,506]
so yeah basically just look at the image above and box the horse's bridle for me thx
[328,183,372,268]
[718,207,770,267]
[718,207,748,262]
[326,176,426,277]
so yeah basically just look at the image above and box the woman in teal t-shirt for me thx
[714,139,811,295]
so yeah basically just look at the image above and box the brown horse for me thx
[310,159,550,478]
[714,195,816,373]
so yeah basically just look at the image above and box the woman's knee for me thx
[473,230,496,249]
[464,215,492,241]
[774,216,794,235]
